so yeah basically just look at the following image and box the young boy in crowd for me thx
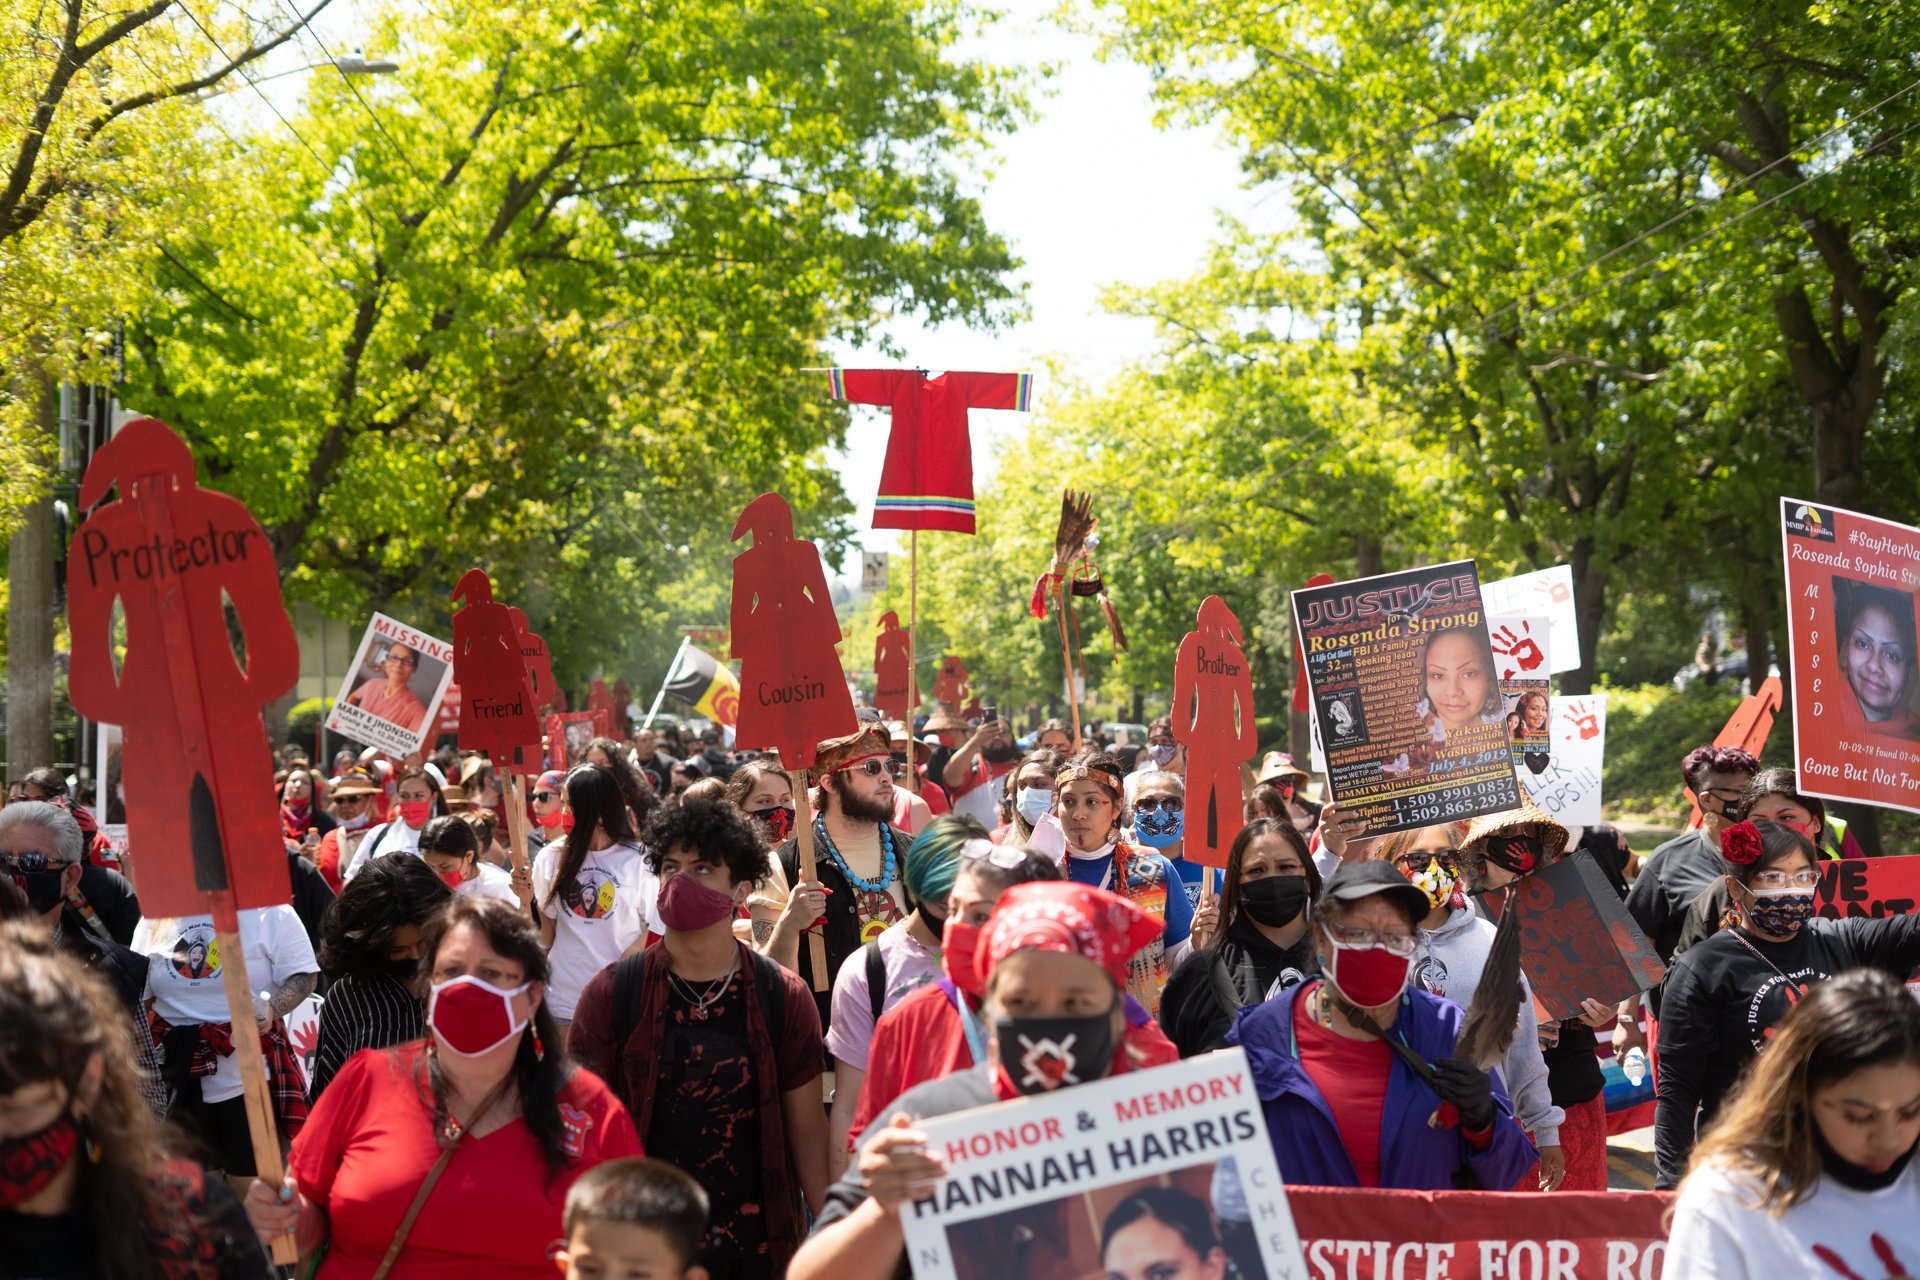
[556,1157,711,1280]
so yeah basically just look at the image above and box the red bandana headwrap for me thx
[974,881,1164,992]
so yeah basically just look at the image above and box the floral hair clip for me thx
[1720,820,1765,866]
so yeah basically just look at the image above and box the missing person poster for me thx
[1781,498,1920,814]
[1489,614,1551,779]
[900,1051,1306,1280]
[1481,565,1580,675]
[324,613,454,757]
[1520,696,1606,828]
[1291,562,1520,836]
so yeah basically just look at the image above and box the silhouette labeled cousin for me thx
[728,492,857,770]
[452,569,543,774]
[1172,595,1258,865]
[874,610,913,721]
[66,417,299,918]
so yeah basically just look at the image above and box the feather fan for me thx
[1453,891,1525,1070]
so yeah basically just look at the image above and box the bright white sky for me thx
[237,0,1257,569]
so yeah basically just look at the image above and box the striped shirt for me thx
[308,973,423,1099]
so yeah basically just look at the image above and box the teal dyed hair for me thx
[903,813,987,905]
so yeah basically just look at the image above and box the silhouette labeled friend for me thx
[452,569,543,774]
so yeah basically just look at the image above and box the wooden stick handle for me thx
[213,921,298,1266]
[790,770,829,993]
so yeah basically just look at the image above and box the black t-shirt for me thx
[76,863,140,947]
[647,978,766,1261]
[1539,1018,1606,1107]
[1652,913,1920,1187]
[1625,830,1720,966]
[285,851,336,957]
[0,1159,271,1280]
[1159,917,1316,1059]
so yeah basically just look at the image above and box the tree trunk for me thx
[1353,530,1382,579]
[1560,540,1607,695]
[6,371,56,778]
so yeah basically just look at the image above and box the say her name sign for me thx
[901,1051,1305,1280]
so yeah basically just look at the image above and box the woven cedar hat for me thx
[1460,797,1569,867]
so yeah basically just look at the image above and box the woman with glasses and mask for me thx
[791,882,1172,1280]
[342,641,430,737]
[1227,861,1537,1190]
[1652,818,1920,1189]
[825,816,973,1176]
[341,767,448,882]
[1159,817,1321,1059]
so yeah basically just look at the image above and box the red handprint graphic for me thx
[1562,700,1601,741]
[1813,1233,1911,1280]
[1539,577,1572,604]
[1490,620,1547,678]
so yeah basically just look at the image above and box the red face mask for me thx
[942,919,983,997]
[428,975,531,1058]
[560,813,576,834]
[535,809,566,831]
[656,872,737,932]
[437,867,466,889]
[1321,930,1413,1009]
[398,800,433,827]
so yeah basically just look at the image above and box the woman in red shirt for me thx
[244,897,640,1278]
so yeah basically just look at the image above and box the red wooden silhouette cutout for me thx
[66,418,298,918]
[1291,572,1334,713]
[588,679,617,728]
[728,493,857,769]
[452,570,544,776]
[613,679,633,735]
[874,610,912,720]
[934,655,971,708]
[509,607,556,711]
[1173,596,1259,868]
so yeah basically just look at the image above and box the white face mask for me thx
[338,810,373,831]
[427,974,532,1058]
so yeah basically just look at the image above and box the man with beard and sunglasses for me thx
[752,726,911,1035]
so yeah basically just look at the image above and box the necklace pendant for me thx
[692,1004,709,1020]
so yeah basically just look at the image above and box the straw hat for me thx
[1255,751,1311,786]
[328,771,380,797]
[922,703,969,736]
[1460,797,1569,866]
[813,725,893,775]
[887,721,933,765]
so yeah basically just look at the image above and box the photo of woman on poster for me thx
[1833,577,1920,741]
[344,640,431,735]
[1100,1188,1230,1280]
[1417,626,1503,740]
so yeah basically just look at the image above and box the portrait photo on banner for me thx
[1830,574,1920,742]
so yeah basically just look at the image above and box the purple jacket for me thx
[1226,983,1537,1190]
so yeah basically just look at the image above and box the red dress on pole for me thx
[874,611,913,721]
[729,493,857,770]
[1172,596,1258,867]
[452,570,544,776]
[825,369,1034,534]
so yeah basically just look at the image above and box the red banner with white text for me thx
[1287,1187,1671,1280]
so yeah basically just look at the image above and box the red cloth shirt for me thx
[291,1044,640,1279]
[1295,997,1394,1188]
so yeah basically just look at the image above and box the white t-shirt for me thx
[532,840,662,1019]
[455,859,520,905]
[1663,1159,1920,1279]
[341,819,425,881]
[133,905,319,1104]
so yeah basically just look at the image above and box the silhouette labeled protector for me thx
[874,611,913,721]
[67,417,298,918]
[452,569,544,776]
[729,492,857,769]
[1173,596,1258,868]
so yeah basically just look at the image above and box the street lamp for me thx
[196,55,399,97]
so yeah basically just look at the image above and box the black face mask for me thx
[1239,875,1310,929]
[1815,1123,1918,1193]
[918,903,947,936]
[992,1009,1117,1095]
[12,868,68,915]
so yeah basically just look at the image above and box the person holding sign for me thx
[790,881,1166,1280]
[1054,753,1194,1015]
[1652,819,1920,1189]
[1664,969,1920,1277]
[1227,861,1537,1190]
[0,927,274,1280]
[1159,817,1322,1059]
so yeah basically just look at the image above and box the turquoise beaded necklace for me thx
[812,816,897,893]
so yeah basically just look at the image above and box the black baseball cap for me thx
[1321,860,1431,924]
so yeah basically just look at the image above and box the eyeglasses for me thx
[532,791,559,802]
[0,850,64,875]
[1394,854,1460,875]
[888,757,911,777]
[961,839,1027,869]
[333,794,370,806]
[1324,923,1418,955]
[1751,869,1821,890]
[1133,797,1181,815]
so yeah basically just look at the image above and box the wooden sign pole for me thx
[905,532,921,793]
[212,900,298,1265]
[500,772,534,908]
[790,768,829,992]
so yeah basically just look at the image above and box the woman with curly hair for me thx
[1652,819,1920,1189]
[1664,969,1920,1276]
[0,921,271,1279]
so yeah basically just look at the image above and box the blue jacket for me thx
[1227,983,1537,1190]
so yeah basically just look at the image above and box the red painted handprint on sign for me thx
[1562,700,1602,741]
[1490,619,1547,678]
[1539,577,1572,605]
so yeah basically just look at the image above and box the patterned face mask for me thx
[1399,856,1464,912]
[1745,889,1816,936]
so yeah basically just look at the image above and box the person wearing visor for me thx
[244,897,640,1276]
[791,882,1171,1280]
[1228,860,1537,1189]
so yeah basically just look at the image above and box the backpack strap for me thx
[747,947,786,1051]
[609,949,652,1096]
[864,937,886,1026]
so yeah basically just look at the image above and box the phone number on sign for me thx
[1401,784,1509,825]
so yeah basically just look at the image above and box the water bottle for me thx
[1622,1045,1648,1087]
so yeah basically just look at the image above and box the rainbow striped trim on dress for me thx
[875,496,976,514]
[1012,371,1034,411]
[827,368,850,400]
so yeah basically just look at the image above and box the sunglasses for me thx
[840,759,891,779]
[960,839,1026,869]
[532,791,560,802]
[0,850,64,875]
[333,794,370,806]
[1133,797,1181,815]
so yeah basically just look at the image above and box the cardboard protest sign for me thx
[1481,564,1579,674]
[1780,497,1920,812]
[64,417,301,1262]
[1520,696,1606,827]
[900,1050,1304,1280]
[1291,562,1520,836]
[434,683,462,739]
[874,610,914,720]
[729,492,858,769]
[1288,1186,1671,1279]
[1172,597,1258,867]
[1513,851,1664,1022]
[325,613,454,757]
[1815,856,1920,921]
[589,678,618,727]
[934,654,972,708]
[451,569,544,775]
[1489,615,1551,778]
